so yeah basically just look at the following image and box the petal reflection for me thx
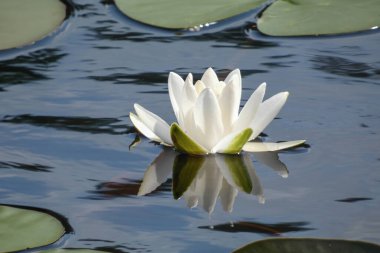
[138,149,177,196]
[138,149,292,213]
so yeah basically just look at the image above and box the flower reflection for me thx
[138,148,290,213]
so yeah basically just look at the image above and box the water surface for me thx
[0,0,380,252]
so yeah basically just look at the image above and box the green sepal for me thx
[172,154,205,199]
[170,123,208,155]
[224,155,253,193]
[221,128,253,154]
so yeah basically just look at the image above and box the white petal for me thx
[224,69,241,86]
[134,104,173,145]
[168,72,184,123]
[194,80,206,94]
[243,140,306,152]
[211,128,252,154]
[249,91,289,140]
[184,194,198,208]
[129,112,161,143]
[180,78,197,116]
[199,158,223,213]
[193,88,224,150]
[253,152,288,178]
[218,77,241,133]
[242,155,264,198]
[201,67,219,91]
[214,81,226,96]
[219,179,238,213]
[138,150,177,196]
[233,82,266,133]
[185,73,193,85]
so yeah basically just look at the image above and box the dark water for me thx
[1,0,380,252]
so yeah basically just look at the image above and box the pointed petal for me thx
[194,80,206,94]
[134,104,172,145]
[168,72,185,122]
[185,73,193,85]
[219,77,242,132]
[184,195,198,208]
[212,128,252,154]
[242,154,264,199]
[129,112,162,143]
[201,67,219,91]
[243,140,306,152]
[138,150,177,196]
[234,82,266,133]
[219,179,238,213]
[254,152,289,178]
[180,78,197,116]
[224,69,241,86]
[249,91,289,140]
[199,159,223,213]
[216,154,253,193]
[170,123,208,155]
[193,88,224,150]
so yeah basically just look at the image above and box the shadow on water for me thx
[311,55,380,81]
[0,48,67,89]
[88,71,169,85]
[1,114,135,135]
[86,179,171,200]
[88,68,267,86]
[335,197,373,203]
[199,221,314,235]
[0,161,52,172]
[86,20,279,50]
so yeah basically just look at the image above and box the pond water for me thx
[1,0,380,252]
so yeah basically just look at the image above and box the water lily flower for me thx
[130,68,305,155]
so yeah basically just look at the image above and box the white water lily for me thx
[130,68,305,155]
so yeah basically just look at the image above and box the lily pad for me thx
[39,249,109,253]
[233,238,380,253]
[257,0,380,36]
[0,205,67,252]
[114,0,266,29]
[0,0,66,50]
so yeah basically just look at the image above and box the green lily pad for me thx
[257,0,380,36]
[233,238,380,253]
[39,249,109,253]
[114,0,266,29]
[0,205,67,252]
[0,0,66,50]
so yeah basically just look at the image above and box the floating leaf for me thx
[0,205,68,252]
[114,0,266,29]
[233,238,380,253]
[39,249,109,253]
[0,0,66,50]
[257,0,380,36]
